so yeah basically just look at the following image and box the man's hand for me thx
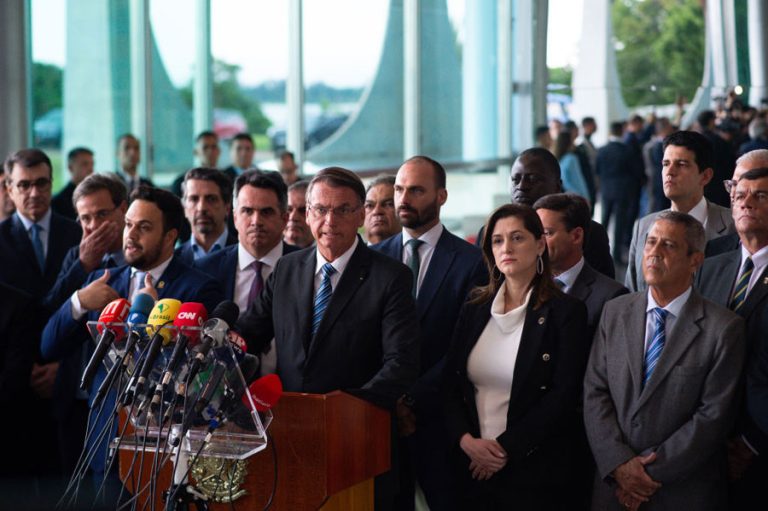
[79,221,120,272]
[459,433,507,478]
[728,436,755,481]
[612,452,661,503]
[77,270,119,311]
[395,395,416,437]
[30,362,59,399]
[136,273,158,302]
[615,487,642,511]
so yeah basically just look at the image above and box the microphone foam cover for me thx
[173,302,208,343]
[243,373,283,412]
[146,298,182,344]
[210,300,239,327]
[96,298,131,340]
[127,293,155,324]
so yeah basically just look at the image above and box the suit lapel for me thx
[297,249,318,354]
[12,216,41,275]
[715,254,743,306]
[621,294,648,401]
[636,292,704,408]
[508,300,551,406]
[417,231,456,318]
[225,247,238,301]
[704,202,729,238]
[568,264,595,303]
[741,266,768,319]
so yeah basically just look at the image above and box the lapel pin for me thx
[157,281,165,289]
[542,353,550,361]
[538,316,545,325]
[763,277,768,285]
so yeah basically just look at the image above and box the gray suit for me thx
[625,201,734,292]
[584,291,745,510]
[568,262,628,340]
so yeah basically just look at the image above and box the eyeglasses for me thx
[307,204,360,218]
[8,177,52,193]
[78,207,117,225]
[723,179,737,194]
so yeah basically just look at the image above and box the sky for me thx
[32,0,584,88]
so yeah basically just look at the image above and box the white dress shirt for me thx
[553,257,585,293]
[643,286,691,352]
[235,241,284,314]
[313,237,359,295]
[401,223,443,296]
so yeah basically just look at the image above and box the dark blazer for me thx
[705,231,740,258]
[443,291,589,498]
[194,242,300,301]
[595,141,643,201]
[0,212,81,304]
[568,262,628,340]
[175,228,239,267]
[372,229,485,415]
[51,181,78,220]
[237,241,420,409]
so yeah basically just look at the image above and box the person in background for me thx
[284,180,315,248]
[52,147,95,220]
[364,175,401,245]
[552,131,590,201]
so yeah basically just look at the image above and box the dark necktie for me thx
[247,261,264,310]
[554,277,566,290]
[644,307,668,386]
[406,238,424,297]
[312,263,336,336]
[730,257,754,312]
[29,223,45,270]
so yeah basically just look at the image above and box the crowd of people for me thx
[1,97,768,511]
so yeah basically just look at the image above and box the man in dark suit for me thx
[596,121,645,263]
[698,110,735,208]
[42,186,224,480]
[114,134,153,191]
[44,173,128,475]
[0,148,82,477]
[371,156,485,510]
[705,149,768,257]
[585,211,744,510]
[696,167,768,508]
[364,175,401,245]
[503,147,615,278]
[222,132,256,183]
[626,130,735,292]
[0,166,14,221]
[175,167,237,265]
[284,180,315,248]
[170,131,222,197]
[196,170,299,373]
[51,147,94,220]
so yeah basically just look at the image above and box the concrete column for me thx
[403,0,420,158]
[287,0,304,169]
[130,0,152,178]
[497,0,513,175]
[193,0,213,136]
[748,0,768,106]
[0,0,30,156]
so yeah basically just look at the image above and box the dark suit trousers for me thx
[601,196,631,260]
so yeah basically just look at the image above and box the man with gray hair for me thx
[738,118,768,157]
[585,211,745,510]
[364,175,400,245]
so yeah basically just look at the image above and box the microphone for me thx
[80,298,130,391]
[124,298,181,405]
[243,374,283,412]
[185,301,239,384]
[149,303,208,410]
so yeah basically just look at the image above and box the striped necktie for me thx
[730,257,754,312]
[312,263,336,336]
[644,307,668,386]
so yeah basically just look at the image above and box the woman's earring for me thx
[536,255,544,275]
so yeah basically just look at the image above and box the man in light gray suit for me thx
[626,130,735,292]
[585,211,745,510]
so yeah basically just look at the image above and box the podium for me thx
[119,390,391,510]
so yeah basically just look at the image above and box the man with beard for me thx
[42,186,223,484]
[283,180,315,248]
[195,170,299,374]
[176,167,237,264]
[372,156,485,511]
[364,175,401,245]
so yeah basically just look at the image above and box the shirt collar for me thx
[316,236,359,276]
[238,240,283,271]
[131,254,174,285]
[646,285,692,318]
[16,209,52,232]
[401,222,444,248]
[678,196,708,226]
[555,257,585,289]
[191,227,230,256]
[740,243,768,268]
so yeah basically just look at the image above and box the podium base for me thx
[321,478,374,511]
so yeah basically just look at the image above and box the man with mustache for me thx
[283,180,315,248]
[372,156,485,510]
[364,175,401,245]
[195,170,299,374]
[626,130,734,292]
[176,167,237,264]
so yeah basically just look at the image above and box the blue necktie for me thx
[312,263,336,336]
[644,307,668,386]
[29,223,45,270]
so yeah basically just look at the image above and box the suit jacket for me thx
[584,291,745,510]
[696,249,768,453]
[595,141,643,201]
[175,229,239,267]
[194,242,300,301]
[567,262,628,341]
[237,241,420,409]
[705,231,740,258]
[51,181,78,220]
[443,292,589,488]
[372,229,486,416]
[625,202,735,292]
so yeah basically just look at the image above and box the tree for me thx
[612,0,704,107]
[32,63,63,118]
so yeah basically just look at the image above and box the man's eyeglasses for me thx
[78,207,117,225]
[723,179,737,194]
[307,204,360,219]
[8,177,52,193]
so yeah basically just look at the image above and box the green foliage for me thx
[549,66,573,94]
[32,63,63,118]
[180,59,272,135]
[612,0,704,107]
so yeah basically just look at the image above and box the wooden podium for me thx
[119,391,391,510]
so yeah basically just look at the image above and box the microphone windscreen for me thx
[146,298,182,344]
[243,373,282,412]
[127,293,155,324]
[173,302,208,343]
[210,300,239,327]
[96,298,131,340]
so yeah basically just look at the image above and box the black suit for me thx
[705,231,740,258]
[238,241,420,410]
[443,292,589,509]
[174,228,239,266]
[567,262,628,341]
[51,181,77,220]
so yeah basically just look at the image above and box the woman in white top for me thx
[443,203,589,510]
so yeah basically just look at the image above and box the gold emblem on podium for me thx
[191,457,249,503]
